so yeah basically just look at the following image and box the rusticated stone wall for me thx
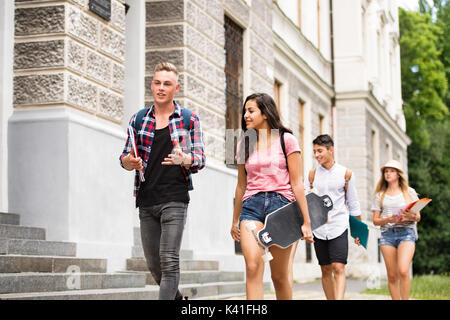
[13,0,126,123]
[145,0,274,162]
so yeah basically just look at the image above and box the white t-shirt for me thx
[371,187,419,233]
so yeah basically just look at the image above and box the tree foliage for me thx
[399,8,447,147]
[399,3,450,274]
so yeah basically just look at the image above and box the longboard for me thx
[246,193,333,262]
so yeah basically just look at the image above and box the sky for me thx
[396,0,420,11]
[396,0,435,11]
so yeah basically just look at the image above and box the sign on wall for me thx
[89,0,111,21]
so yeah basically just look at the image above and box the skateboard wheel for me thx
[245,221,257,232]
[262,252,273,262]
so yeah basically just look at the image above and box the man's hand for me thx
[162,141,192,169]
[122,148,143,171]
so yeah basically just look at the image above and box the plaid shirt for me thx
[120,102,206,197]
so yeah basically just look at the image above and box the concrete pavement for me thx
[223,279,392,300]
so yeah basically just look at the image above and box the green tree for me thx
[399,8,448,147]
[399,6,450,274]
[434,1,450,107]
[408,119,450,274]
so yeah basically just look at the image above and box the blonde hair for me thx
[374,167,411,203]
[154,62,179,82]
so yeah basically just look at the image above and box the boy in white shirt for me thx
[304,134,362,300]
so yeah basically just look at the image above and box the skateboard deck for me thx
[250,193,333,250]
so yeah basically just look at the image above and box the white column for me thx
[123,0,146,131]
[0,0,14,212]
[124,0,146,229]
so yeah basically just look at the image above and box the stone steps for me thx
[126,257,219,272]
[0,286,160,300]
[0,272,146,294]
[0,238,76,256]
[118,270,244,285]
[0,224,46,240]
[0,212,249,300]
[0,281,251,300]
[0,212,20,226]
[0,255,106,273]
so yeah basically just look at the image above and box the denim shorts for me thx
[380,227,415,248]
[240,192,291,225]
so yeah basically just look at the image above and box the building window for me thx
[319,114,324,134]
[224,15,244,167]
[274,80,282,112]
[388,50,397,98]
[397,151,403,164]
[372,129,380,187]
[377,31,382,84]
[386,141,392,160]
[298,99,305,177]
[317,0,321,50]
[298,0,302,29]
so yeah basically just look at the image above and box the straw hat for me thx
[380,159,403,174]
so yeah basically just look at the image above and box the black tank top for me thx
[136,126,189,208]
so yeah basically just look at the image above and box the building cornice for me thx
[273,34,334,101]
[336,90,411,148]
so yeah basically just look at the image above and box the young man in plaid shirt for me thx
[120,62,205,300]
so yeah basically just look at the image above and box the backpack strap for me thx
[134,107,150,134]
[280,132,288,171]
[308,168,316,191]
[344,169,352,202]
[180,107,192,132]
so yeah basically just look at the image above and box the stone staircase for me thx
[0,212,256,300]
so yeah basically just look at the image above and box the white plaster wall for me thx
[302,0,318,47]
[276,0,298,27]
[182,160,243,269]
[319,0,331,60]
[333,0,366,93]
[8,107,135,272]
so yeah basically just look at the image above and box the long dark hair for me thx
[241,93,293,135]
[239,93,293,162]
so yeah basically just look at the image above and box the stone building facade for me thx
[0,0,410,283]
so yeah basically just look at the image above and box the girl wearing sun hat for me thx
[371,159,421,300]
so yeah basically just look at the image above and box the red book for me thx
[405,198,432,213]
